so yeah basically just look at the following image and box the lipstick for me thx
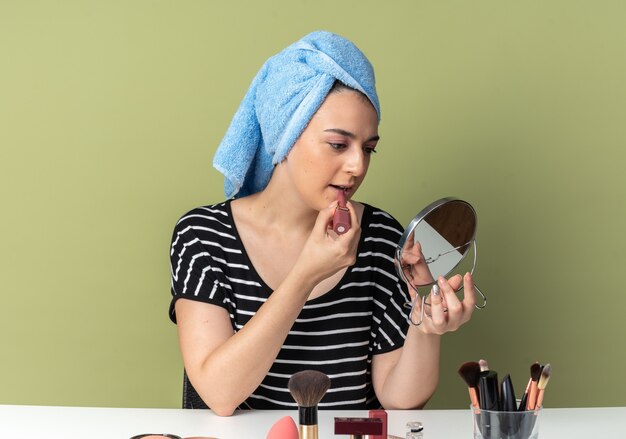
[332,190,351,235]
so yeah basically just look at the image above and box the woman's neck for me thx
[232,180,318,239]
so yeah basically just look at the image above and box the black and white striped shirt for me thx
[169,200,411,409]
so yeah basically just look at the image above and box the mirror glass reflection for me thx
[398,199,476,286]
[394,197,486,325]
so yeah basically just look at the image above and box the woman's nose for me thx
[345,147,368,176]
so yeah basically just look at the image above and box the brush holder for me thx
[471,405,541,439]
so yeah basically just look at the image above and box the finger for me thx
[439,276,463,324]
[438,274,460,311]
[428,283,447,328]
[345,200,360,226]
[401,249,419,265]
[411,255,435,286]
[404,231,415,252]
[401,240,423,265]
[315,203,340,234]
[447,274,463,291]
[461,272,477,321]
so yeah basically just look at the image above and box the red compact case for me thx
[334,417,382,438]
[368,409,388,439]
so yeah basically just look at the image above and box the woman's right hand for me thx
[294,200,361,286]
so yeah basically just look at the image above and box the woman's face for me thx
[283,89,379,211]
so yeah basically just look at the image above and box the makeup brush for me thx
[479,358,489,372]
[518,362,540,411]
[457,361,481,410]
[535,363,552,408]
[526,362,542,410]
[288,370,331,439]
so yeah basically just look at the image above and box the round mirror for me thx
[394,197,487,325]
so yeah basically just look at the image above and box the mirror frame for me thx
[395,196,487,326]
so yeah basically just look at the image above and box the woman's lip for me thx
[331,185,353,196]
[331,184,353,190]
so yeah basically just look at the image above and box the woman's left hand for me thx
[411,273,476,335]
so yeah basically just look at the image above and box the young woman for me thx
[169,31,476,416]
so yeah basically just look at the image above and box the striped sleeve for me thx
[168,206,231,322]
[367,209,411,354]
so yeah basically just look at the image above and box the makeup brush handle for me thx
[518,392,529,412]
[468,387,480,411]
[517,377,531,411]
[299,424,318,439]
[527,382,539,410]
[535,389,545,408]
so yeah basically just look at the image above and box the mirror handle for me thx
[405,294,426,326]
[473,284,487,309]
[470,240,487,309]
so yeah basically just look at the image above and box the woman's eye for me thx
[329,143,346,150]
[364,147,377,155]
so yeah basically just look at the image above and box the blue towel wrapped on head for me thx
[212,30,381,199]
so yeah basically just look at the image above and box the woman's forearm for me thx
[186,267,316,415]
[378,327,441,410]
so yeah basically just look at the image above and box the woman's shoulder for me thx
[359,202,404,233]
[172,200,234,234]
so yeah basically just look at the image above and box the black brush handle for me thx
[500,374,517,411]
[298,406,318,426]
[518,391,529,412]
[500,374,520,437]
[478,371,499,438]
[478,371,499,411]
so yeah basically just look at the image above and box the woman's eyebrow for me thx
[324,128,380,142]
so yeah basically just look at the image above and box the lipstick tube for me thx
[332,190,351,235]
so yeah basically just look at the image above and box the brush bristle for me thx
[288,370,331,407]
[479,359,489,372]
[537,363,552,390]
[458,362,481,387]
[530,362,542,381]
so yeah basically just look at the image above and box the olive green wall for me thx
[2,0,625,409]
